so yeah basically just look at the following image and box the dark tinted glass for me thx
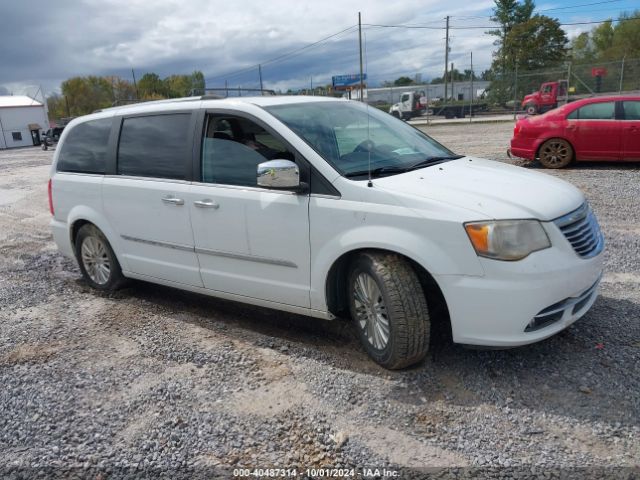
[118,114,190,179]
[57,118,111,174]
[623,101,640,120]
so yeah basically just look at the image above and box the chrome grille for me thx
[553,202,604,258]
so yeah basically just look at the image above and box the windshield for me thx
[264,101,457,178]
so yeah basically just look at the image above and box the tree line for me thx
[47,71,205,120]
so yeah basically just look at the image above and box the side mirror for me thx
[257,159,301,190]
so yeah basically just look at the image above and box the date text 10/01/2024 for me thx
[232,468,400,477]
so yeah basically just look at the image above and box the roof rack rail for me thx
[194,87,277,98]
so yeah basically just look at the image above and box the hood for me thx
[522,92,539,104]
[373,157,584,221]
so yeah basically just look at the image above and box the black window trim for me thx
[193,108,340,197]
[113,109,197,181]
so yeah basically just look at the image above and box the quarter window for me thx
[117,114,190,179]
[201,115,294,187]
[568,102,616,120]
[57,118,111,174]
[623,101,640,120]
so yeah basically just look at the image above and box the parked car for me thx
[49,96,604,369]
[510,95,640,168]
[41,126,65,150]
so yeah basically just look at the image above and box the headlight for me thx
[464,220,551,261]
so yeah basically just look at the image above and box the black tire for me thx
[525,103,538,115]
[75,224,126,291]
[391,111,400,119]
[348,252,430,369]
[538,138,573,169]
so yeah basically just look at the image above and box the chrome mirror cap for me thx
[257,159,300,189]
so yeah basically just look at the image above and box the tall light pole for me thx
[444,16,450,104]
[358,12,365,102]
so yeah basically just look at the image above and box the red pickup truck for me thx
[521,80,568,115]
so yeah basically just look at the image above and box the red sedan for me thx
[509,95,640,168]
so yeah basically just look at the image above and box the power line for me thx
[537,0,623,13]
[363,15,640,30]
[204,24,357,83]
[449,0,624,19]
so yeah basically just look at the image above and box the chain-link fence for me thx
[490,57,640,112]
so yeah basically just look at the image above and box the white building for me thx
[0,95,49,149]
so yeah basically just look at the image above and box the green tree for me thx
[138,73,166,99]
[488,0,535,58]
[570,32,595,62]
[61,76,113,116]
[504,16,568,71]
[190,71,205,94]
[393,76,415,86]
[46,93,68,121]
[487,0,568,104]
[592,20,615,54]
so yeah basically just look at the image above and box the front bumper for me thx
[435,221,604,347]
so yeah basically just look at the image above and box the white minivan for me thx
[49,96,604,369]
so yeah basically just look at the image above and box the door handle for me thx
[567,124,576,131]
[161,196,184,206]
[194,199,220,209]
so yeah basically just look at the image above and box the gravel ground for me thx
[0,123,639,479]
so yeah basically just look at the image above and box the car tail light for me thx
[514,124,522,135]
[48,179,54,215]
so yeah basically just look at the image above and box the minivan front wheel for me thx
[75,224,125,291]
[348,252,430,369]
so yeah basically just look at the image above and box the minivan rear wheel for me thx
[348,252,430,369]
[75,224,126,291]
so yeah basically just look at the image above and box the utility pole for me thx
[258,64,264,95]
[513,57,519,120]
[131,69,139,100]
[444,15,450,104]
[358,12,365,102]
[470,52,474,122]
[451,62,455,102]
[310,76,314,96]
[619,54,626,93]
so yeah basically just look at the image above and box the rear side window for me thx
[117,114,190,180]
[569,102,615,120]
[623,101,640,120]
[57,118,111,173]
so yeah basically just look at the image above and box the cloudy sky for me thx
[0,0,637,99]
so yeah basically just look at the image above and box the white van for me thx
[49,96,604,369]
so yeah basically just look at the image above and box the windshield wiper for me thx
[406,155,463,171]
[344,155,463,179]
[344,165,409,178]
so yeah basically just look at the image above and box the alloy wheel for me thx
[353,272,390,350]
[540,140,572,168]
[81,236,111,285]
